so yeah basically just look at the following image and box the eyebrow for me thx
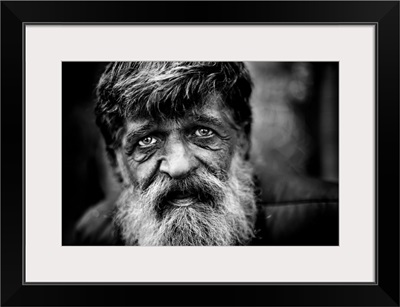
[125,123,155,144]
[191,114,225,128]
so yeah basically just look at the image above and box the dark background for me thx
[62,62,339,244]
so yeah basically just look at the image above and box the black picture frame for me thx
[1,1,399,306]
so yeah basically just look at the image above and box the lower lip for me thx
[169,198,193,207]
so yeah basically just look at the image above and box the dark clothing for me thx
[73,175,338,246]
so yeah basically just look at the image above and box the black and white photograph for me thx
[2,0,399,305]
[62,62,339,246]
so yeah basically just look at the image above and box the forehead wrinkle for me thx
[126,121,154,135]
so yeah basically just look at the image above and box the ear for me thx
[103,147,121,183]
[237,132,251,160]
[114,150,133,187]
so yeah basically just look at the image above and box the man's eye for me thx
[195,127,214,137]
[138,136,157,147]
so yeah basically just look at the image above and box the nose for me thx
[159,138,196,179]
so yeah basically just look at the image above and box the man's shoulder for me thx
[253,175,339,245]
[255,199,338,245]
[73,199,121,245]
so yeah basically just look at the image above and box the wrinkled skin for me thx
[113,97,257,246]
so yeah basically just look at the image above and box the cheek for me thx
[117,151,159,187]
[191,140,235,172]
[127,156,159,187]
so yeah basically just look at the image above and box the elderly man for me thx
[74,62,338,246]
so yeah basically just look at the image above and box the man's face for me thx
[114,95,257,246]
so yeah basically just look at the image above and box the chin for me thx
[114,153,257,246]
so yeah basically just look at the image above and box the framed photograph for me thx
[1,1,399,306]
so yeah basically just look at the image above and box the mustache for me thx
[114,152,257,245]
[140,164,228,191]
[139,168,228,212]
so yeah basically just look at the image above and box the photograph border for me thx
[2,1,399,306]
[27,27,372,284]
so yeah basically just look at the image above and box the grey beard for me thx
[114,153,257,246]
